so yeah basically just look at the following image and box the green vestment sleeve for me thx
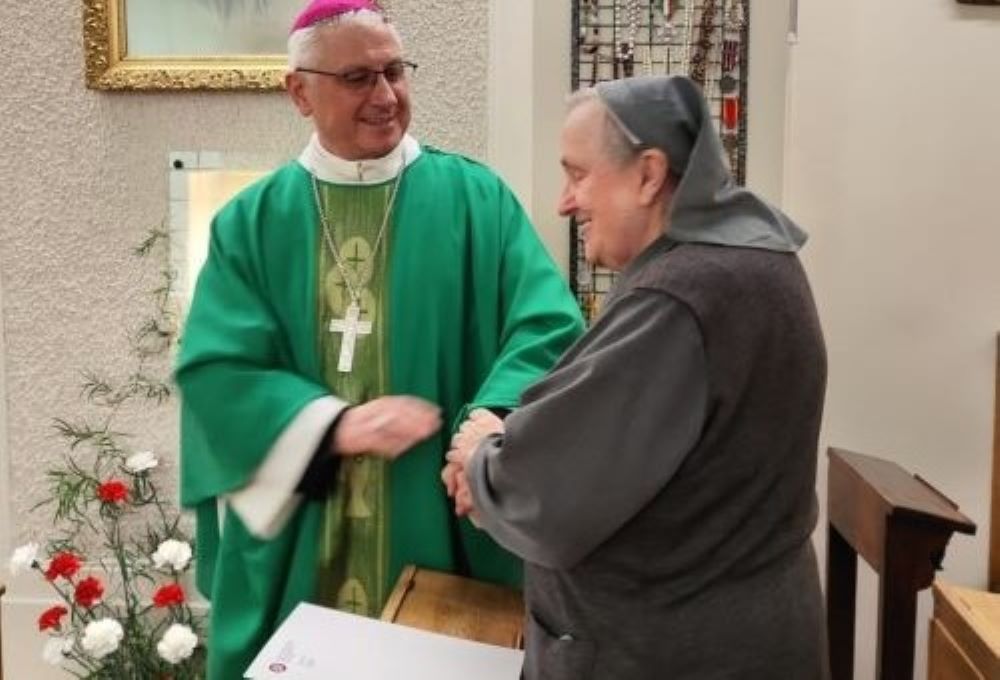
[176,171,331,601]
[178,224,328,502]
[442,171,588,581]
[463,181,586,415]
[382,152,586,586]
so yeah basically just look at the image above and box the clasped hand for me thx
[441,408,505,523]
[330,399,503,525]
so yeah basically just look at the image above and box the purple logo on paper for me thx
[268,662,287,673]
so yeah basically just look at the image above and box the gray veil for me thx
[595,75,807,252]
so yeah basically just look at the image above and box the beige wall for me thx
[787,1,1000,677]
[488,0,574,273]
[0,0,489,675]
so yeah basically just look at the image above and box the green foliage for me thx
[23,228,206,679]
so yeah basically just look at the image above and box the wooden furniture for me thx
[990,333,1000,592]
[929,581,1000,679]
[1,583,4,680]
[380,565,524,649]
[826,448,976,680]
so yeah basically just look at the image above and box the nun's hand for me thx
[450,408,504,460]
[451,464,481,527]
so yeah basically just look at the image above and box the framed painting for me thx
[83,0,304,91]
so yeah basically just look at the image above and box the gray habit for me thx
[466,76,829,680]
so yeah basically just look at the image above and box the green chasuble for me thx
[176,145,584,678]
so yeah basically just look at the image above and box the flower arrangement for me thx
[7,229,206,678]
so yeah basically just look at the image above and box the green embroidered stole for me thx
[314,179,394,616]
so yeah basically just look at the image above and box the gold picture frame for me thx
[83,0,292,91]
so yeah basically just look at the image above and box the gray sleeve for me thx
[467,290,707,570]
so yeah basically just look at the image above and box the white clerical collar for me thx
[297,133,421,185]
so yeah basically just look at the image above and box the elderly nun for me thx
[445,75,829,680]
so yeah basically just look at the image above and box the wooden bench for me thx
[929,581,1000,679]
[989,333,1000,592]
[1,582,5,680]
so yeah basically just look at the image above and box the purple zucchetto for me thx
[291,0,383,33]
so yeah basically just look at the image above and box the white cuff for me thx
[226,396,347,539]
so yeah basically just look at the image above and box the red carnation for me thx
[44,552,82,582]
[97,480,129,504]
[152,583,186,608]
[37,605,68,631]
[74,576,104,607]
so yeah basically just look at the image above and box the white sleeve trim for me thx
[226,396,347,539]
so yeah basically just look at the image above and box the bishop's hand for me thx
[332,396,441,459]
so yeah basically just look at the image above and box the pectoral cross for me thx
[329,301,372,373]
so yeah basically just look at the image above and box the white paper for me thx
[245,603,525,680]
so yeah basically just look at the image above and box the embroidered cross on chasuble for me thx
[314,179,394,615]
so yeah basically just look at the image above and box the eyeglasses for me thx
[295,61,418,90]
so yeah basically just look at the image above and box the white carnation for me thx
[152,539,192,572]
[9,542,40,575]
[81,618,124,659]
[157,623,198,664]
[42,636,74,665]
[125,450,159,474]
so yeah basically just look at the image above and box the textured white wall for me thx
[0,0,488,675]
[787,1,1000,678]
